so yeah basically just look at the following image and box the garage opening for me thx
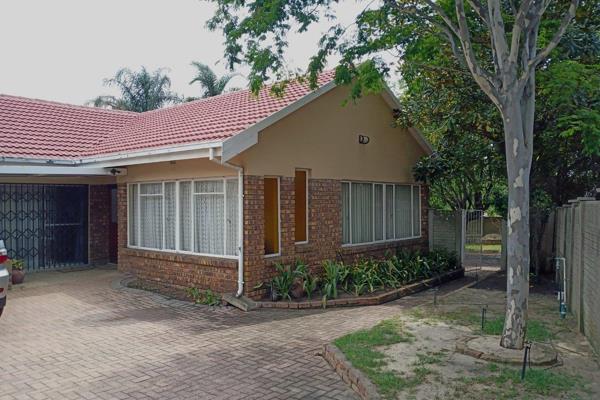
[0,184,89,271]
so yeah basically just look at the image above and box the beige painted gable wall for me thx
[231,85,427,183]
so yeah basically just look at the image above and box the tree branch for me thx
[453,0,502,107]
[524,0,579,73]
[487,0,510,74]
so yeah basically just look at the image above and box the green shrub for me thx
[294,260,319,300]
[186,287,221,306]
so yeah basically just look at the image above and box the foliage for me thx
[264,249,459,303]
[89,67,181,112]
[11,259,24,271]
[294,260,319,300]
[186,287,221,306]
[188,62,239,100]
[321,260,349,302]
[269,263,296,301]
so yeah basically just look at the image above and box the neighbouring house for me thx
[0,72,432,298]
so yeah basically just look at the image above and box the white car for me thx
[0,240,9,317]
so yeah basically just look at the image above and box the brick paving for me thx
[0,268,472,400]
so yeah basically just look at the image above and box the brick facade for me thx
[115,178,429,298]
[88,184,112,265]
[116,183,238,292]
[243,176,429,299]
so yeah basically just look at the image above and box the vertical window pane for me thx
[140,195,163,249]
[342,182,351,244]
[412,186,421,237]
[128,184,138,246]
[225,179,239,256]
[374,184,384,241]
[264,178,280,255]
[395,185,412,238]
[294,170,308,242]
[352,183,373,244]
[385,184,394,240]
[164,182,176,250]
[179,181,192,251]
[194,193,224,255]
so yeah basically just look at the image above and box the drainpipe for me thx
[209,149,245,297]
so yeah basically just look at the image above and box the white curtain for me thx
[385,184,395,240]
[395,185,412,238]
[342,182,351,244]
[127,178,241,257]
[179,181,192,251]
[140,183,163,248]
[225,179,239,256]
[164,182,176,250]
[412,186,421,237]
[351,183,373,244]
[194,180,224,255]
[374,184,384,241]
[128,184,138,246]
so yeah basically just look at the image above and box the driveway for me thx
[0,268,472,400]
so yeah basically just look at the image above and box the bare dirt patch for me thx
[336,272,600,399]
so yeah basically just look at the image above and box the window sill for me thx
[125,246,239,261]
[341,236,422,249]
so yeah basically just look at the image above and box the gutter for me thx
[208,151,245,298]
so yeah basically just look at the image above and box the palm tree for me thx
[89,67,181,112]
[188,62,238,99]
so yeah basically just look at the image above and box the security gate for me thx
[0,184,88,271]
[462,209,484,278]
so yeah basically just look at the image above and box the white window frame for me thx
[127,177,239,260]
[295,169,309,245]
[264,176,281,257]
[341,180,422,247]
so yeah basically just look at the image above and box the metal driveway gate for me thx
[462,209,484,278]
[0,184,88,271]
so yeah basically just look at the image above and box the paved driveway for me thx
[0,268,471,400]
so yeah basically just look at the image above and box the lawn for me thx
[465,243,502,253]
[332,273,599,399]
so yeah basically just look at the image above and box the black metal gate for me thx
[0,184,88,271]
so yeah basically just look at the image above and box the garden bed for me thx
[255,268,464,309]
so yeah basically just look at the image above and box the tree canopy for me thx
[89,67,181,112]
[188,62,239,99]
[406,1,600,211]
[208,0,592,349]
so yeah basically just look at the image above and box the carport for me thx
[0,167,121,271]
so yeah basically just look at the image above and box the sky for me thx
[0,0,370,106]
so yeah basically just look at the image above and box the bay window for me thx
[127,178,239,258]
[341,181,421,245]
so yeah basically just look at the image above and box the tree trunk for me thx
[499,100,532,350]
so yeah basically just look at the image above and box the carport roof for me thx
[0,71,335,162]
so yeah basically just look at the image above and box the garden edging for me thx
[322,343,381,400]
[254,268,464,309]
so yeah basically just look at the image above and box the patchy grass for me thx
[460,363,585,399]
[465,243,501,253]
[411,307,554,342]
[334,319,416,398]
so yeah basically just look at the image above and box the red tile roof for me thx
[0,71,335,161]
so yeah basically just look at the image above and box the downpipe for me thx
[209,151,245,298]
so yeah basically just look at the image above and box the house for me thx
[0,72,432,298]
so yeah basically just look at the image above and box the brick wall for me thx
[115,178,429,298]
[88,184,111,265]
[244,176,429,299]
[116,183,238,293]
